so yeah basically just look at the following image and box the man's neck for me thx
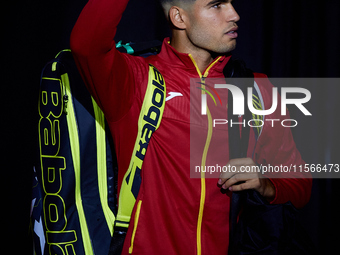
[170,34,214,74]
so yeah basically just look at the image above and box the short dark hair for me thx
[159,0,195,17]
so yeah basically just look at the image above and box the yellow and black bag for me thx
[33,49,117,255]
[32,41,163,255]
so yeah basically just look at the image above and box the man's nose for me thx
[226,4,240,23]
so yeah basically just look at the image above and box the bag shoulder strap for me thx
[115,64,166,229]
[223,58,258,253]
[223,58,254,158]
[224,58,269,254]
[223,59,265,150]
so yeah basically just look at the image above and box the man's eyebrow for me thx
[206,0,229,6]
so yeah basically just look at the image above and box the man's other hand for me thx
[217,158,276,201]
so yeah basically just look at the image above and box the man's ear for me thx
[169,6,187,30]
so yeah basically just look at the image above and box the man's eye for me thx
[212,3,221,9]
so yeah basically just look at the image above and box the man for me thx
[71,0,312,254]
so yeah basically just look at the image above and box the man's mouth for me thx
[226,27,238,38]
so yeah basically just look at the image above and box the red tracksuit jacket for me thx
[70,0,312,254]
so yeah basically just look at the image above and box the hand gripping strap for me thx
[115,64,166,229]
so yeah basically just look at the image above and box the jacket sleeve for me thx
[253,73,312,209]
[70,0,138,122]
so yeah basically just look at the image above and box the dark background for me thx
[5,0,340,254]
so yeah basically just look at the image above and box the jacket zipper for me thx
[129,200,142,254]
[188,55,221,255]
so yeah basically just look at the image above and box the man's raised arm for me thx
[70,0,136,121]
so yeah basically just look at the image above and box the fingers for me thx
[218,157,260,184]
[219,173,260,191]
[216,158,276,199]
[217,157,262,192]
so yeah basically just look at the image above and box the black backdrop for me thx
[5,0,340,254]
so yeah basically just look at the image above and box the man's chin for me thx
[213,41,237,54]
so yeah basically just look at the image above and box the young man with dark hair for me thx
[71,0,312,254]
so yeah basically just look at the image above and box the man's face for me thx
[184,0,240,54]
